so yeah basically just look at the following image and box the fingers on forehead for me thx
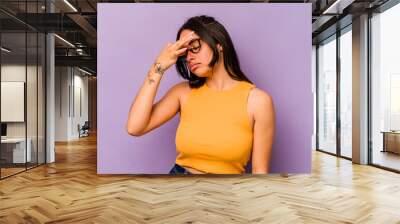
[179,38,196,48]
[181,31,199,40]
[189,38,200,44]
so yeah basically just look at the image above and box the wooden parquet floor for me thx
[1,133,400,224]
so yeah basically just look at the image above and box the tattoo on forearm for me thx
[148,78,155,85]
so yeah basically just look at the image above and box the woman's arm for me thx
[250,88,275,174]
[126,31,196,136]
[125,69,168,136]
[126,77,187,136]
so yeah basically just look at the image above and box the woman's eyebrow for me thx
[188,38,200,45]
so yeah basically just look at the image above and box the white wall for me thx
[55,66,69,141]
[72,72,89,138]
[55,67,89,141]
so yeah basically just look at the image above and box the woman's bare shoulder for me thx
[169,81,191,105]
[248,87,274,113]
[174,80,190,89]
[171,81,191,94]
[249,87,272,100]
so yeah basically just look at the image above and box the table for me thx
[1,138,32,163]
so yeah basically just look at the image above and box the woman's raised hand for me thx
[154,31,197,72]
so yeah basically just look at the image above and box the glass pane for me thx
[26,0,39,170]
[27,31,38,169]
[38,32,45,165]
[340,28,352,158]
[318,36,337,154]
[1,31,27,177]
[371,3,400,171]
[0,1,46,178]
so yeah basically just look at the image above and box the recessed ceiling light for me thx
[54,34,75,48]
[1,47,11,53]
[78,67,93,76]
[63,0,78,12]
[322,0,354,15]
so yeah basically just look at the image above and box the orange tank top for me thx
[175,80,256,174]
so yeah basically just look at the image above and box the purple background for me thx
[97,3,312,174]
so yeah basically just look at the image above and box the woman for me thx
[126,15,275,174]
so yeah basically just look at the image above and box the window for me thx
[339,26,352,158]
[370,2,400,171]
[317,35,337,154]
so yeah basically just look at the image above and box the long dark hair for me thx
[175,15,253,88]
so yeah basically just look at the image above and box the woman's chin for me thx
[192,70,211,78]
[193,73,204,78]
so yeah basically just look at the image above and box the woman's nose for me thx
[186,52,195,62]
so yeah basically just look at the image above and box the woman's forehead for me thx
[180,29,200,39]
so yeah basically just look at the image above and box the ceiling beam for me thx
[67,13,97,46]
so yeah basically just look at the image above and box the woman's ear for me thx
[217,44,223,52]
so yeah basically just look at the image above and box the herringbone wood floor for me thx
[1,133,400,224]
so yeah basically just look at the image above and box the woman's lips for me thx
[190,63,200,70]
